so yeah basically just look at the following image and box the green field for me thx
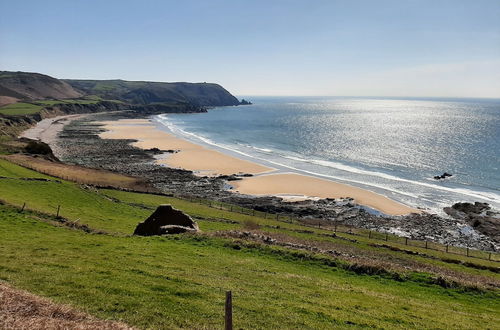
[0,158,499,328]
[34,98,102,106]
[0,102,42,115]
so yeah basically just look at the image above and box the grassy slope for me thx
[0,158,499,328]
[34,99,101,105]
[1,159,498,275]
[0,102,42,115]
[1,206,499,329]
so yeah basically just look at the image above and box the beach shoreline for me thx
[97,118,420,216]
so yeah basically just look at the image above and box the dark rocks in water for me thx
[133,204,199,236]
[448,202,490,215]
[434,172,453,180]
[240,99,252,105]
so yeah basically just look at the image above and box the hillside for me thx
[0,71,245,110]
[0,71,82,106]
[0,157,499,328]
[64,79,242,106]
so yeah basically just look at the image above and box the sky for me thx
[1,0,499,98]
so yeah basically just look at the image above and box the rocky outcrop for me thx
[444,202,500,244]
[434,172,452,180]
[133,205,199,236]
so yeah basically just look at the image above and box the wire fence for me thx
[3,157,498,264]
[178,194,500,263]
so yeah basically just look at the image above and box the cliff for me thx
[64,79,242,106]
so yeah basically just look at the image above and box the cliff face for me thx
[0,71,245,136]
[64,79,241,106]
[0,71,83,105]
[0,101,127,137]
[1,71,244,108]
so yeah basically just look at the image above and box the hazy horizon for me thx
[1,0,499,98]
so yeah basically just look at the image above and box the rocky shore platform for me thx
[52,112,498,251]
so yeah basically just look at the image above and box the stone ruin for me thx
[133,204,199,236]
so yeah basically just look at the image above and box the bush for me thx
[25,141,52,155]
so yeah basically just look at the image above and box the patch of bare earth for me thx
[0,96,19,107]
[0,282,134,329]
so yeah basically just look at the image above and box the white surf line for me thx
[152,115,500,204]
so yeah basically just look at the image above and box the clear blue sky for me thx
[1,0,499,97]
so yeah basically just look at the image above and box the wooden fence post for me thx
[385,233,388,241]
[425,241,428,249]
[56,205,61,218]
[405,237,408,245]
[467,248,469,257]
[489,253,492,261]
[276,214,279,220]
[225,291,233,330]
[334,223,337,233]
[20,202,26,213]
[446,245,449,253]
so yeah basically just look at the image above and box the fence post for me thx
[318,222,321,229]
[334,223,337,233]
[405,237,408,245]
[230,205,233,212]
[264,213,267,219]
[467,248,469,257]
[20,202,26,213]
[489,253,492,261]
[56,205,61,218]
[446,245,449,253]
[225,291,233,330]
[385,233,388,241]
[276,214,279,220]
[252,210,255,216]
[368,231,371,239]
[425,241,428,249]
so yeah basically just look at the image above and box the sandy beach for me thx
[98,119,274,176]
[232,173,418,215]
[97,118,420,216]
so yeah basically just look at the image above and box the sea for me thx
[153,96,500,214]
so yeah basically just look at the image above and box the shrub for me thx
[25,141,52,155]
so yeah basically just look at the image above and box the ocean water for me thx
[154,96,500,214]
